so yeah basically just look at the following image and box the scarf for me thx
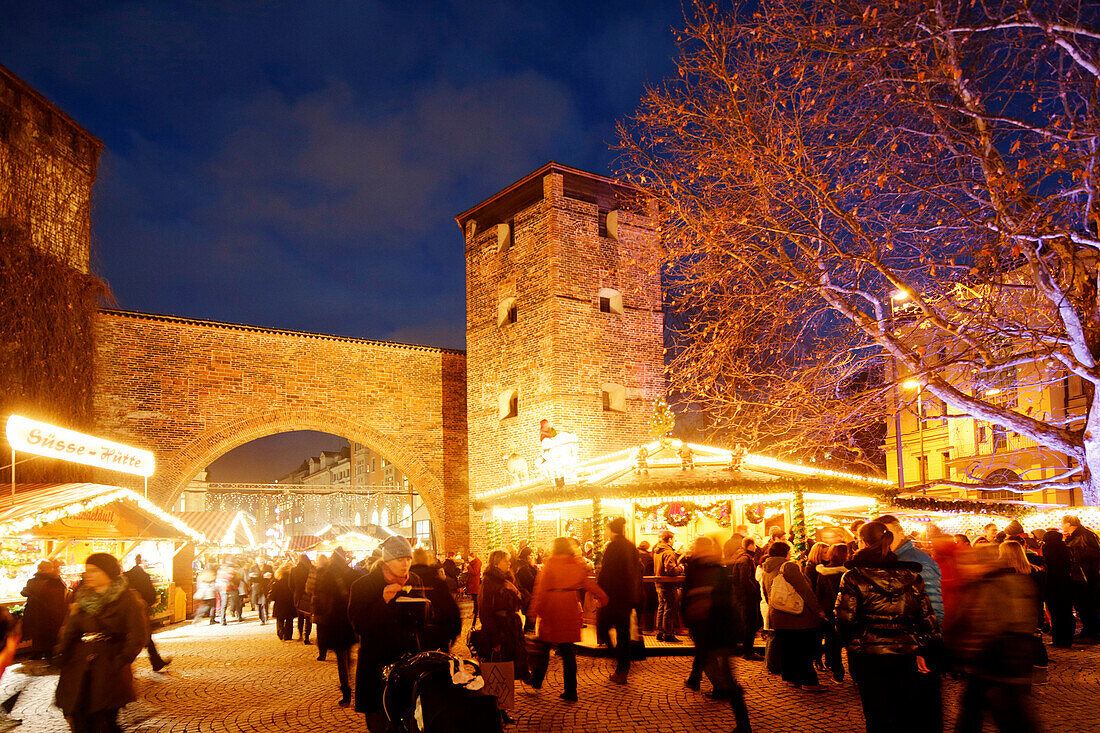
[76,575,129,616]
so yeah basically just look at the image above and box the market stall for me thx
[0,483,207,624]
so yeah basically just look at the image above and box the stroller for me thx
[383,651,503,733]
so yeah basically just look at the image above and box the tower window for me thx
[497,297,517,327]
[497,220,515,253]
[601,383,626,412]
[598,209,609,238]
[499,388,519,419]
[598,287,623,315]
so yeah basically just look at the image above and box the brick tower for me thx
[457,162,665,508]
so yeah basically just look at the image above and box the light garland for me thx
[0,487,207,543]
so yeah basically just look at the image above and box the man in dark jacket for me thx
[124,555,169,672]
[730,539,762,660]
[313,547,363,706]
[20,560,67,661]
[596,517,642,683]
[289,554,313,643]
[1063,514,1100,641]
[653,531,683,642]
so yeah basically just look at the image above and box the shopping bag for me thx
[479,660,515,711]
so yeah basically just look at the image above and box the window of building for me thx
[941,451,951,480]
[497,297,517,327]
[401,503,413,526]
[496,220,514,253]
[917,455,929,484]
[992,424,1008,451]
[370,509,379,526]
[499,388,519,419]
[598,287,624,315]
[354,511,361,525]
[976,424,987,444]
[380,507,390,527]
[601,383,626,412]
[415,520,432,547]
[598,208,609,238]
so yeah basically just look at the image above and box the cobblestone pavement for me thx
[1,612,1098,732]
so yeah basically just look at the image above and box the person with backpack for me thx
[760,541,826,691]
[835,521,941,733]
[124,555,170,672]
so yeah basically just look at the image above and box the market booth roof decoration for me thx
[173,510,257,547]
[0,483,207,543]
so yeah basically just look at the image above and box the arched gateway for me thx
[92,309,468,551]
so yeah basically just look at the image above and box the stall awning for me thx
[174,510,257,547]
[0,483,207,543]
[286,535,321,553]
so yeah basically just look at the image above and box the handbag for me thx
[768,564,805,616]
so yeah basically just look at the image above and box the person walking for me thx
[215,560,238,626]
[55,554,147,733]
[835,521,940,733]
[466,551,483,627]
[313,547,362,707]
[760,541,826,691]
[289,554,314,644]
[949,544,1041,733]
[1041,529,1074,648]
[1062,514,1100,642]
[514,547,538,633]
[246,557,272,626]
[270,563,297,641]
[681,537,753,733]
[596,517,642,684]
[123,555,170,672]
[307,554,328,660]
[730,538,762,660]
[348,535,423,733]
[526,537,608,702]
[653,530,683,642]
[192,567,217,625]
[20,560,67,662]
[476,549,528,725]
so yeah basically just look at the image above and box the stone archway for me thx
[160,408,447,536]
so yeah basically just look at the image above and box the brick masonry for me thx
[92,310,469,551]
[460,164,664,550]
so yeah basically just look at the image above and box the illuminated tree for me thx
[650,397,676,438]
[620,0,1100,502]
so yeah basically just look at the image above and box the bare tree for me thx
[619,0,1100,502]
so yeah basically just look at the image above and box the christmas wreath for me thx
[664,502,693,527]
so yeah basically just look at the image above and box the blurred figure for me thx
[514,547,538,633]
[596,516,641,684]
[948,544,1041,733]
[848,520,865,555]
[527,537,608,701]
[409,547,461,651]
[124,555,170,671]
[682,537,752,733]
[290,554,313,643]
[954,534,971,547]
[476,549,527,725]
[637,540,657,634]
[215,559,238,626]
[308,554,329,660]
[21,560,66,662]
[730,538,762,660]
[835,522,940,733]
[246,557,271,625]
[466,551,483,627]
[1062,514,1100,642]
[1041,529,1074,648]
[270,564,296,641]
[313,548,362,707]
[192,567,217,624]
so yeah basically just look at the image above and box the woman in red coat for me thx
[527,537,608,701]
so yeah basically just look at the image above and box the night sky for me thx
[2,1,681,480]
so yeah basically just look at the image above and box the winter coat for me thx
[270,577,296,621]
[730,551,762,632]
[348,565,423,714]
[1066,525,1100,583]
[834,555,940,657]
[313,559,362,650]
[529,554,608,644]
[813,564,845,617]
[597,534,642,618]
[21,572,67,656]
[682,556,738,650]
[409,562,461,650]
[638,549,655,576]
[1041,536,1073,602]
[55,580,148,716]
[465,557,483,595]
[947,567,1039,684]
[760,557,823,630]
[894,540,944,624]
[300,565,320,617]
[653,540,682,577]
[514,562,537,610]
[475,566,528,676]
[290,558,312,608]
[194,575,216,601]
[124,565,158,612]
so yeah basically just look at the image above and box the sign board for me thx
[5,415,155,478]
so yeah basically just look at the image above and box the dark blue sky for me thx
[3,0,682,351]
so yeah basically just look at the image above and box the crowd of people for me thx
[7,510,1099,732]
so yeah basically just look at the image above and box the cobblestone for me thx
[1,613,1098,732]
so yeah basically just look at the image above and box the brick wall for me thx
[92,310,469,552]
[462,164,665,553]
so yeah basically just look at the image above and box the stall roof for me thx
[174,510,258,547]
[479,441,893,508]
[0,483,206,543]
[285,534,321,553]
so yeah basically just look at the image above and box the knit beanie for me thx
[380,535,413,562]
[85,553,122,580]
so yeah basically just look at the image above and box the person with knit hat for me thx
[348,535,422,732]
[55,553,148,732]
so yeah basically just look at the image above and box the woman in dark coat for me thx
[21,560,68,660]
[313,548,362,707]
[514,547,538,632]
[55,553,147,733]
[270,564,297,641]
[1040,530,1074,648]
[408,549,461,652]
[348,536,423,733]
[477,550,529,677]
[835,522,940,733]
